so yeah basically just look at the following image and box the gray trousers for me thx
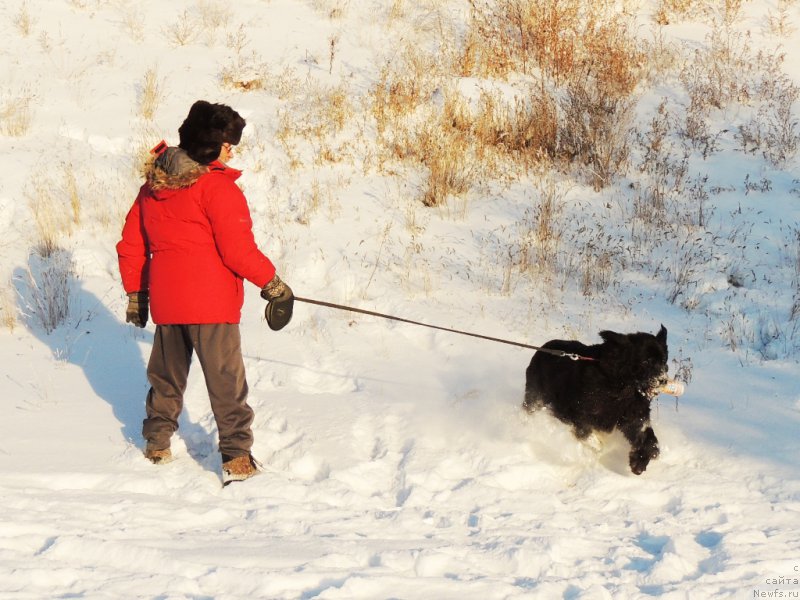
[143,324,254,459]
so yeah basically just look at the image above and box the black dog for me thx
[523,326,669,475]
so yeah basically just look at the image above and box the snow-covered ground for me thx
[1,1,799,598]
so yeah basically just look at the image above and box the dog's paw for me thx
[629,438,660,475]
[629,451,650,475]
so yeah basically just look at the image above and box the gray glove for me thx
[260,276,294,331]
[125,291,148,328]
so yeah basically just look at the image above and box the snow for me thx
[2,0,800,598]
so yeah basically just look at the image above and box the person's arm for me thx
[116,193,150,327]
[116,193,150,293]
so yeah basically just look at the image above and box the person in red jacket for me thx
[117,100,293,483]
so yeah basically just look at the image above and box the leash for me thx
[294,296,597,361]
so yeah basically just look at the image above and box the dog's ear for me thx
[656,325,667,347]
[599,330,626,345]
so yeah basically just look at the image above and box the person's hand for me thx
[126,292,149,328]
[260,276,294,331]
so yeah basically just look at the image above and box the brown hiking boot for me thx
[222,454,260,483]
[144,445,173,465]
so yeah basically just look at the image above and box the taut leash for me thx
[294,296,597,361]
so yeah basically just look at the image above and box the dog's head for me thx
[599,325,669,396]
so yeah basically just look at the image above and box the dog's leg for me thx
[572,423,594,439]
[522,387,543,413]
[619,418,660,475]
[523,368,547,413]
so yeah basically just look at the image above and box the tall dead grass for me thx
[24,163,92,257]
[138,67,162,120]
[655,0,744,25]
[766,0,797,37]
[1,91,34,137]
[372,0,648,203]
[679,21,800,166]
[165,1,230,47]
[28,182,70,258]
[13,2,34,36]
[464,0,647,189]
[23,250,73,334]
[463,0,645,93]
[0,280,17,332]
[276,80,356,169]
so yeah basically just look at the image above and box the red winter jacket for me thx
[117,148,276,324]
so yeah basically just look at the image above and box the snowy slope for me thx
[1,1,800,599]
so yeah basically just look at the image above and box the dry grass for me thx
[474,87,558,169]
[530,178,564,274]
[388,0,406,22]
[225,23,249,54]
[1,91,34,137]
[165,3,229,47]
[721,0,744,26]
[463,0,645,92]
[220,51,268,92]
[641,26,680,83]
[165,9,201,46]
[371,0,649,198]
[409,85,561,206]
[138,67,162,120]
[635,100,676,217]
[654,0,697,25]
[416,108,473,208]
[63,164,82,226]
[373,84,476,208]
[14,2,34,36]
[294,179,342,225]
[24,250,73,334]
[653,0,737,25]
[275,109,302,171]
[766,0,797,37]
[197,0,229,32]
[0,281,17,332]
[738,87,799,166]
[27,180,73,258]
[120,6,145,41]
[90,170,132,230]
[312,0,350,19]
[328,34,339,74]
[319,84,352,134]
[680,27,752,113]
[464,0,584,80]
[510,175,566,286]
[275,80,357,169]
[560,76,637,191]
[679,21,800,166]
[26,160,124,236]
[163,1,230,46]
[373,37,563,203]
[736,51,800,166]
[219,22,270,91]
[372,46,439,136]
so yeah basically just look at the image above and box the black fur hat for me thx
[178,100,246,164]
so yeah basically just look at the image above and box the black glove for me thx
[260,276,294,331]
[126,291,149,328]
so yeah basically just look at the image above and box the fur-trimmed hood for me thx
[145,146,209,193]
